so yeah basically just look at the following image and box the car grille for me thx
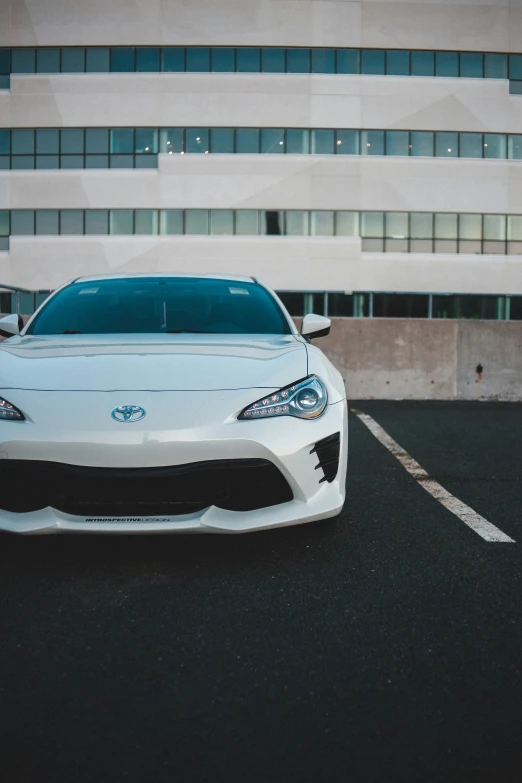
[0,459,293,517]
[310,432,341,483]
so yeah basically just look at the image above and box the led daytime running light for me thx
[0,397,25,421]
[239,376,327,420]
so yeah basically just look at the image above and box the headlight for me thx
[239,376,328,420]
[0,397,25,421]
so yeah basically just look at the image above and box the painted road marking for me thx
[352,410,515,543]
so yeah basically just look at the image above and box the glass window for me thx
[311,211,334,236]
[85,154,108,169]
[12,129,34,154]
[0,74,8,89]
[11,156,34,169]
[134,154,156,169]
[36,129,59,154]
[286,129,309,154]
[86,129,109,154]
[185,210,209,234]
[86,47,110,72]
[60,210,84,234]
[85,210,109,235]
[510,80,522,95]
[36,48,60,73]
[161,47,185,72]
[110,210,133,234]
[508,135,522,160]
[0,210,8,236]
[373,294,429,318]
[11,48,35,73]
[361,212,384,237]
[135,128,158,154]
[0,156,9,170]
[411,51,434,77]
[135,209,158,235]
[328,293,354,317]
[61,47,85,73]
[186,128,209,154]
[261,128,284,153]
[386,213,408,238]
[111,47,135,72]
[236,128,259,153]
[435,51,459,77]
[287,48,310,73]
[459,214,482,240]
[186,47,210,72]
[435,132,458,157]
[262,211,283,235]
[336,212,359,236]
[386,131,409,156]
[36,155,59,169]
[160,128,184,155]
[434,239,457,254]
[0,129,10,155]
[277,292,304,317]
[35,210,59,235]
[210,210,234,235]
[11,211,34,235]
[386,50,410,76]
[110,128,134,154]
[336,129,359,155]
[136,47,159,72]
[312,49,335,74]
[485,53,508,79]
[236,48,260,72]
[459,239,482,255]
[0,237,9,252]
[509,55,522,80]
[411,213,433,238]
[285,211,309,235]
[460,52,483,78]
[0,49,10,74]
[361,130,384,156]
[435,214,458,239]
[210,128,234,153]
[410,131,433,157]
[483,214,506,240]
[235,210,259,234]
[160,210,184,234]
[211,48,235,72]
[508,216,522,245]
[60,154,84,169]
[459,133,483,158]
[361,50,385,75]
[336,49,360,74]
[110,154,134,168]
[311,129,334,154]
[61,129,84,154]
[261,48,285,72]
[483,134,507,159]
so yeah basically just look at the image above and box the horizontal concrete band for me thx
[1,74,521,134]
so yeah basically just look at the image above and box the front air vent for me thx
[310,432,341,483]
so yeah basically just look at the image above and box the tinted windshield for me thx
[26,277,292,336]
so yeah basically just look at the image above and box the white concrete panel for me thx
[4,74,521,135]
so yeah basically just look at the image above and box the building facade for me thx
[0,0,522,320]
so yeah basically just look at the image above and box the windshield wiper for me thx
[62,330,83,334]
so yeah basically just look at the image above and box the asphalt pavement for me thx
[1,401,522,783]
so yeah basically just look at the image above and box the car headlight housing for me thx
[0,397,25,421]
[239,376,328,420]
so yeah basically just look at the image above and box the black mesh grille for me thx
[0,459,293,517]
[310,432,341,483]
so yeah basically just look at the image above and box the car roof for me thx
[74,273,256,284]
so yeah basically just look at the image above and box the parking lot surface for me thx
[1,401,522,783]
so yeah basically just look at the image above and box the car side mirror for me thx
[0,313,21,338]
[301,314,331,340]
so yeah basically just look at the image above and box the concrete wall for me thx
[319,318,522,400]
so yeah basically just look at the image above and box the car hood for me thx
[0,334,307,392]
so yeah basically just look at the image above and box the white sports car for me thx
[0,274,347,534]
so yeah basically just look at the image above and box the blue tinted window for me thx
[36,48,60,73]
[485,53,507,79]
[261,48,285,72]
[436,132,458,157]
[410,131,434,157]
[0,130,10,154]
[386,131,409,156]
[36,129,59,154]
[85,155,109,168]
[0,75,9,89]
[236,128,259,153]
[336,49,360,74]
[460,52,483,78]
[61,129,84,154]
[86,129,109,154]
[435,51,459,77]
[0,155,9,169]
[36,210,59,235]
[111,47,135,72]
[110,128,134,154]
[386,50,410,75]
[336,129,359,155]
[362,130,384,155]
[510,55,522,80]
[311,129,334,154]
[211,48,235,72]
[60,210,84,234]
[287,48,310,73]
[60,155,84,169]
[11,48,35,73]
[236,48,260,72]
[210,128,234,153]
[135,128,158,154]
[186,47,210,72]
[508,135,522,160]
[12,129,34,154]
[459,133,483,158]
[0,211,9,235]
[411,51,434,76]
[286,129,309,154]
[136,47,159,72]
[85,210,109,234]
[160,128,184,154]
[362,50,385,75]
[261,129,284,153]
[161,48,185,72]
[11,211,35,235]
[484,134,507,159]
[311,49,335,74]
[110,154,134,168]
[0,49,10,74]
[61,48,85,73]
[186,128,208,154]
[86,47,110,72]
[11,156,34,169]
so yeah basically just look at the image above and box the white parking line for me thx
[352,410,515,543]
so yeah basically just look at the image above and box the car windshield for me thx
[26,277,292,336]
